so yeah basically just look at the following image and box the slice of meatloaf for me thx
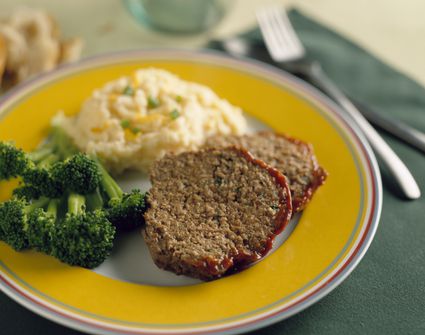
[144,147,292,281]
[205,132,327,212]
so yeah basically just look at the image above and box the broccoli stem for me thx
[46,199,59,218]
[97,162,123,200]
[67,193,85,215]
[86,188,104,211]
[27,127,69,164]
[27,135,62,169]
[24,197,50,214]
[27,147,54,163]
[29,127,77,167]
[90,155,146,231]
[23,127,100,199]
[37,153,60,168]
[52,193,115,268]
[49,126,78,159]
[39,127,77,161]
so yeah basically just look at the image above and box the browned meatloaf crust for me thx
[205,132,327,212]
[143,147,292,281]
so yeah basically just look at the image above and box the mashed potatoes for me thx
[56,68,247,174]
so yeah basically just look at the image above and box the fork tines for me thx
[256,6,305,62]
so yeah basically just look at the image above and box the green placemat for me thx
[213,9,425,335]
[1,8,425,335]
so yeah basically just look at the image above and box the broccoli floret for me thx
[0,126,79,185]
[0,197,49,251]
[22,131,96,198]
[2,129,100,199]
[23,129,99,197]
[13,184,42,200]
[52,153,101,195]
[27,199,59,254]
[0,127,116,270]
[1,126,146,269]
[0,190,113,268]
[22,162,64,198]
[0,141,62,197]
[107,190,147,231]
[52,193,115,269]
[96,161,147,231]
[0,142,30,181]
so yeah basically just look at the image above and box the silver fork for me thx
[256,6,421,199]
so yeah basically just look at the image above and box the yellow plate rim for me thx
[0,50,382,335]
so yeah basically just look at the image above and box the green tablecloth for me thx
[1,9,425,335]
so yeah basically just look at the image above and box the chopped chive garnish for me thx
[175,95,183,103]
[123,85,134,96]
[132,127,141,134]
[147,96,160,108]
[170,109,180,120]
[120,119,130,128]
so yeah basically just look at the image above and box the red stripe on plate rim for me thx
[0,49,381,335]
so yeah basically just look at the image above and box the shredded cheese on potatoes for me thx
[55,68,247,174]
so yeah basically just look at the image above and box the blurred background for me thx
[1,0,424,85]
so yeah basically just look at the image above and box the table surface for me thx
[1,1,425,335]
[1,0,425,86]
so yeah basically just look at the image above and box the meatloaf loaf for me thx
[144,147,292,280]
[205,132,327,212]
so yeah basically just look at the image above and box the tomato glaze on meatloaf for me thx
[143,147,292,280]
[205,131,327,212]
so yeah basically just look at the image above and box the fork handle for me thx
[351,99,425,154]
[307,62,421,199]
